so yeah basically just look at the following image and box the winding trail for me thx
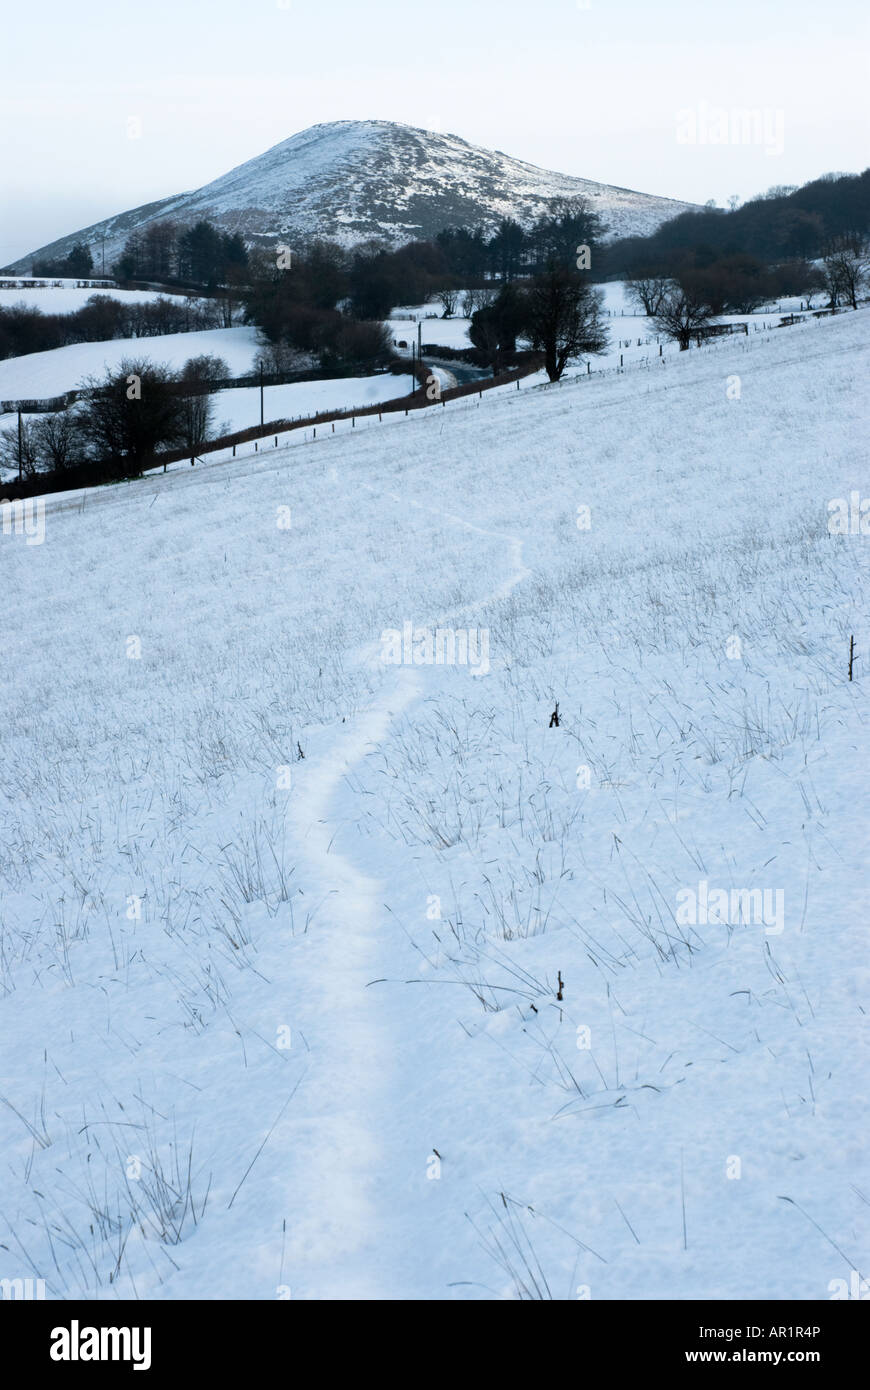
[282,481,531,1296]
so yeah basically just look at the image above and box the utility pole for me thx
[260,365,264,428]
[17,409,23,483]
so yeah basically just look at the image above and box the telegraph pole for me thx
[17,409,23,483]
[260,365,264,427]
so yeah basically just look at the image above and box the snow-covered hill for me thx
[1,310,867,1300]
[8,121,699,273]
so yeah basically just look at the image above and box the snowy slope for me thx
[0,310,867,1300]
[0,326,260,401]
[211,372,411,434]
[8,121,700,273]
[0,285,188,315]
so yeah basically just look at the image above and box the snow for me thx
[0,327,261,401]
[389,305,475,352]
[0,286,189,315]
[211,373,411,434]
[0,307,867,1300]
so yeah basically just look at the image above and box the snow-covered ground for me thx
[211,372,413,434]
[0,327,261,400]
[0,285,189,315]
[389,307,473,352]
[0,308,867,1300]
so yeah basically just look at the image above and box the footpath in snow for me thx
[0,308,867,1299]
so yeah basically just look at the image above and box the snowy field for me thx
[0,326,261,400]
[389,307,473,351]
[211,372,412,434]
[0,285,189,315]
[0,308,867,1300]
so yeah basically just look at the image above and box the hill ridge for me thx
[8,120,699,273]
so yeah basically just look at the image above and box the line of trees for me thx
[239,200,604,367]
[435,197,605,282]
[0,294,228,361]
[627,254,804,320]
[239,195,605,346]
[626,233,870,347]
[603,169,870,279]
[626,240,869,320]
[113,219,248,288]
[246,237,461,325]
[242,242,396,369]
[31,242,95,278]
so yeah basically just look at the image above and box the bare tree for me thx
[435,285,460,318]
[521,268,607,381]
[626,276,671,318]
[822,236,869,310]
[253,342,315,375]
[177,355,229,455]
[33,410,82,471]
[0,416,39,478]
[649,286,716,350]
[461,287,496,317]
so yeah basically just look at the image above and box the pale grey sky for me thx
[1,0,867,262]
